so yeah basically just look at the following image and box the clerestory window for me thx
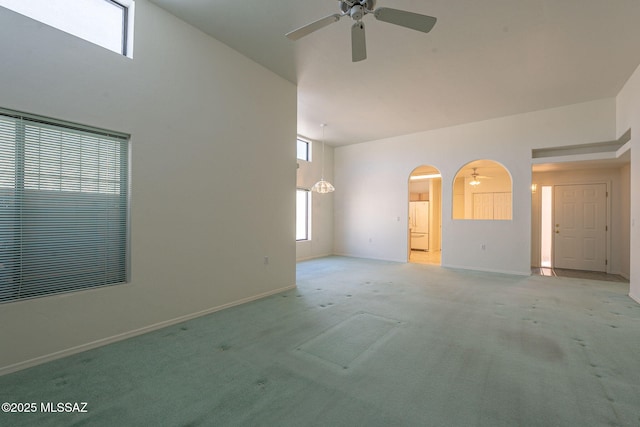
[0,0,135,56]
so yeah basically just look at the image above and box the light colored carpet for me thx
[1,256,639,426]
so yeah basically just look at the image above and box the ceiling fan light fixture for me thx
[469,168,481,186]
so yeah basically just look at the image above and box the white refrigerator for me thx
[410,201,429,250]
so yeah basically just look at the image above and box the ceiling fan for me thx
[469,168,492,186]
[285,0,437,62]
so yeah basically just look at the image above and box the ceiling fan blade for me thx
[351,22,367,62]
[286,14,342,40]
[373,8,437,33]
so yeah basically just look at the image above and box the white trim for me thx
[123,0,134,58]
[0,284,296,376]
[296,253,334,262]
[616,140,631,158]
[332,252,416,264]
[630,292,640,305]
[531,152,622,165]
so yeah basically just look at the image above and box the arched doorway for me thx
[408,165,442,265]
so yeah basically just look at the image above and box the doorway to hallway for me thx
[408,165,442,265]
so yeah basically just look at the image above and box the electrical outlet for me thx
[264,256,269,265]
[481,244,486,250]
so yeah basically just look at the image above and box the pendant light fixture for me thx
[311,123,335,194]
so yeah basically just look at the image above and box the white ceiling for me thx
[148,0,640,146]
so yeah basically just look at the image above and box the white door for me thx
[553,184,607,271]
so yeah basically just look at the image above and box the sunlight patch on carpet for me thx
[297,312,400,369]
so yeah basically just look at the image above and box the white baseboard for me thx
[0,284,296,377]
[331,252,406,263]
[296,253,333,262]
[630,292,640,305]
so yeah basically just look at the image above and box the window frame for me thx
[111,0,129,56]
[297,138,310,162]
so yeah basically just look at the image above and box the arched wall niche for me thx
[452,160,513,220]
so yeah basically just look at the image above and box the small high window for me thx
[0,0,134,56]
[297,138,310,161]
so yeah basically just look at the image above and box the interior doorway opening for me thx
[408,165,442,265]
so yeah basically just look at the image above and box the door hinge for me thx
[605,259,608,266]
[606,191,609,197]
[606,225,608,231]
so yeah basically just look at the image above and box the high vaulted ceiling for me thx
[149,0,640,146]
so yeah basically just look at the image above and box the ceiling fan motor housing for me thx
[340,0,376,17]
[350,5,364,20]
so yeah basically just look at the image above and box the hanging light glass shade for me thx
[311,178,335,193]
[311,123,335,194]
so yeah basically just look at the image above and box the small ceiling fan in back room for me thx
[286,0,437,62]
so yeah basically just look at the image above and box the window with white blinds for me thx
[0,109,129,303]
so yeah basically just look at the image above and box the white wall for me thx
[334,99,616,275]
[0,0,297,373]
[620,163,631,279]
[616,64,640,302]
[531,167,629,277]
[296,139,334,260]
